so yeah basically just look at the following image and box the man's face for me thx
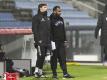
[40,5,48,12]
[54,8,61,16]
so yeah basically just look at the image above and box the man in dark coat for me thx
[32,3,51,77]
[95,5,107,62]
[50,6,74,79]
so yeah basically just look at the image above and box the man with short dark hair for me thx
[95,5,107,64]
[50,6,74,79]
[32,3,51,78]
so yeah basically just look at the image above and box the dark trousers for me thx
[102,46,107,61]
[50,42,67,76]
[36,46,48,69]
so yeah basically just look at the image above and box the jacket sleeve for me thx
[50,17,54,41]
[62,18,67,41]
[32,16,39,43]
[95,14,103,39]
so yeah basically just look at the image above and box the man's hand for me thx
[38,40,42,44]
[34,43,38,48]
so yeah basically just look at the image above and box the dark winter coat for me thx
[32,12,51,46]
[95,8,107,46]
[50,13,66,42]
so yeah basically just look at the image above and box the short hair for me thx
[53,6,60,11]
[38,3,47,9]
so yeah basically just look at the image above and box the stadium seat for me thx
[64,18,97,27]
[0,12,15,21]
[0,0,15,12]
[0,21,31,28]
[13,9,32,21]
[0,0,97,30]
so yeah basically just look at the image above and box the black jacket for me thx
[50,13,66,42]
[32,12,51,46]
[95,11,107,46]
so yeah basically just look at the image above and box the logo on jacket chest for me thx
[41,18,49,22]
[41,18,45,22]
[55,21,63,26]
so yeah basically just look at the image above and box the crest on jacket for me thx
[41,18,45,22]
[55,21,63,26]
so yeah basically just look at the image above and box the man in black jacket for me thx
[95,5,107,63]
[32,3,51,77]
[50,6,74,79]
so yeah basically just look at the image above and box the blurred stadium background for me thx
[0,0,106,67]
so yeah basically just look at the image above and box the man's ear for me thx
[53,11,56,14]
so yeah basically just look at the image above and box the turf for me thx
[21,65,107,80]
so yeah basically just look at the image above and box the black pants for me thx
[50,42,67,76]
[102,46,107,61]
[36,46,48,69]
